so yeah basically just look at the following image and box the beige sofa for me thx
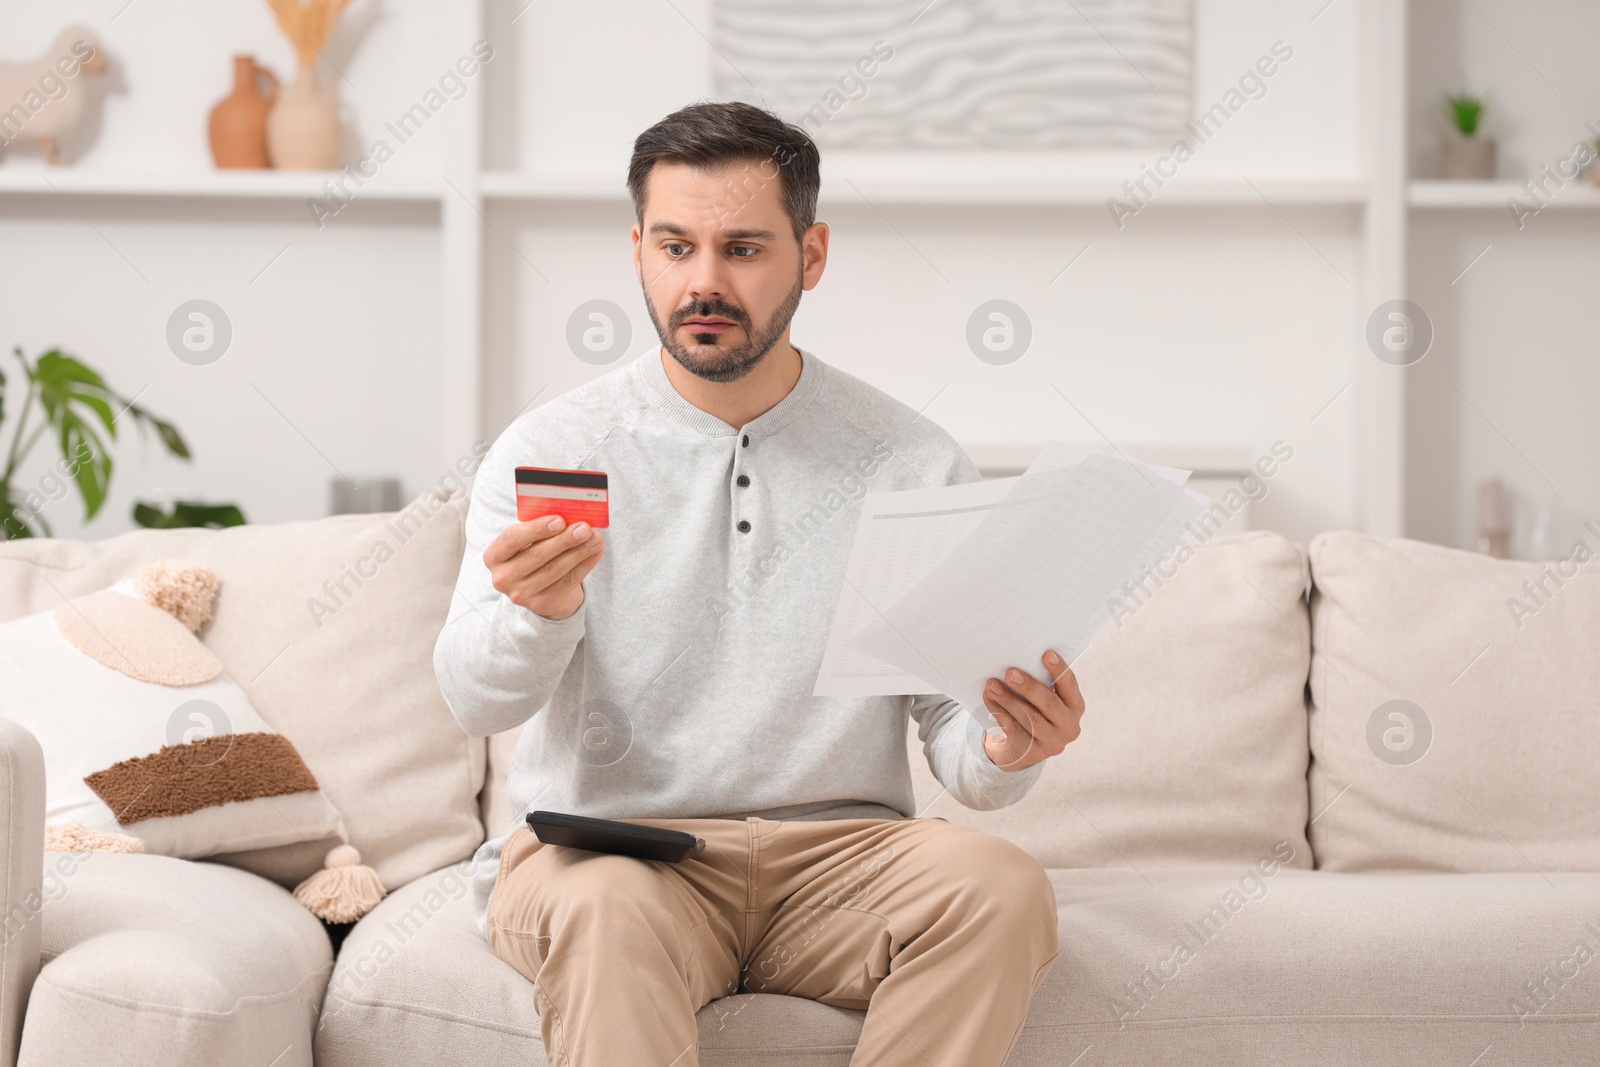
[1,487,1596,1066]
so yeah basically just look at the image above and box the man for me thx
[434,100,1087,1067]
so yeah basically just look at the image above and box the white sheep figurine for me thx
[0,26,109,165]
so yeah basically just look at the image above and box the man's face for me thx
[632,159,825,384]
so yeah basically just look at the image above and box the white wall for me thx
[1,1,1373,546]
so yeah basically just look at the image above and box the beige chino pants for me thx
[487,815,1059,1067]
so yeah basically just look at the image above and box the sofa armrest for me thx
[0,717,44,1067]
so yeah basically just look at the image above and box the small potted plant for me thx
[1441,91,1495,180]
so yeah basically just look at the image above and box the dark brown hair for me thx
[627,101,821,245]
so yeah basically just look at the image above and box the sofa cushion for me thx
[317,858,1600,1065]
[0,489,484,892]
[315,860,836,1064]
[1030,865,1600,1064]
[910,531,1314,871]
[1307,531,1600,872]
[315,861,922,1066]
[17,851,331,1067]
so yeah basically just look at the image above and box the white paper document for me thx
[813,443,1211,730]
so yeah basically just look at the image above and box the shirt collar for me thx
[637,341,824,439]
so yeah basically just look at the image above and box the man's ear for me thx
[802,221,829,291]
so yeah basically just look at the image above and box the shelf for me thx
[482,170,1366,207]
[0,168,444,202]
[0,166,1365,209]
[1410,179,1600,208]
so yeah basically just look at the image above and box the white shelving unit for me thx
[1,0,1482,539]
[1358,0,1408,539]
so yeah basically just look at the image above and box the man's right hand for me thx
[484,515,605,621]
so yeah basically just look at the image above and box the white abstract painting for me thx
[711,0,1193,149]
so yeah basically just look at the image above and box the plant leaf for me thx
[122,401,191,459]
[133,499,246,529]
[58,410,112,520]
[131,501,165,529]
[1,483,47,539]
[151,417,189,459]
[174,501,246,528]
[1446,93,1485,137]
[34,351,119,448]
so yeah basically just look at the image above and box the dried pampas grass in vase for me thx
[264,0,354,169]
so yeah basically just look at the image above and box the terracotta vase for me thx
[267,66,342,170]
[208,55,279,168]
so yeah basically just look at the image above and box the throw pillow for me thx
[0,560,383,920]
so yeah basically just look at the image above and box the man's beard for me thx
[644,266,804,384]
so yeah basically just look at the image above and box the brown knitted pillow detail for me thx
[83,731,321,824]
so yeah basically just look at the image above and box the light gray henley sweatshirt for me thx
[433,343,1043,936]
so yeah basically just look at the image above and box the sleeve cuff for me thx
[965,715,1045,800]
[495,591,588,643]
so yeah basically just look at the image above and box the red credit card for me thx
[515,466,609,528]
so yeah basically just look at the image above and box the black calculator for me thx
[525,810,705,862]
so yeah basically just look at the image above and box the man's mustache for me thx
[673,303,748,327]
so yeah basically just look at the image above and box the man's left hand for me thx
[981,649,1085,771]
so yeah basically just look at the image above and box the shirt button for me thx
[741,434,749,447]
[737,519,751,533]
[736,474,749,487]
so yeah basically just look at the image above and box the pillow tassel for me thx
[294,844,385,923]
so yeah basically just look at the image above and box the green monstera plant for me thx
[1,346,245,540]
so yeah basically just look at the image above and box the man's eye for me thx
[665,243,689,256]
[731,246,756,258]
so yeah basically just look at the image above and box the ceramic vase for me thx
[267,65,341,170]
[208,55,278,168]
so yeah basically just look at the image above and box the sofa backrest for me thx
[0,489,485,892]
[905,530,1316,870]
[1307,530,1600,873]
[485,533,1318,870]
